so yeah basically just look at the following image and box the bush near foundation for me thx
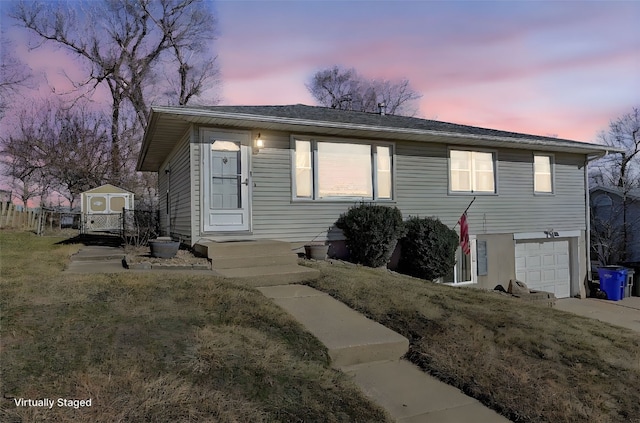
[399,216,459,280]
[336,204,406,268]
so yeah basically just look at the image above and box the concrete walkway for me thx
[556,297,640,333]
[65,244,217,275]
[258,284,511,423]
[65,245,129,273]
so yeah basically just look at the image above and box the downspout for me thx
[584,151,608,284]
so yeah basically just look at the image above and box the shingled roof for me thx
[172,104,582,143]
[138,103,621,171]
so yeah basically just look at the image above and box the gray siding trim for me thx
[190,125,199,245]
[159,129,192,243]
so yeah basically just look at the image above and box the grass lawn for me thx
[0,231,391,422]
[305,261,640,423]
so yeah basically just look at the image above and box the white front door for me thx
[202,130,251,232]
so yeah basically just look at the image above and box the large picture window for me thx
[294,138,393,200]
[449,150,496,193]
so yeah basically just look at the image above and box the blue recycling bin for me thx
[598,266,627,301]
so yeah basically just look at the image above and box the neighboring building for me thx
[137,104,619,298]
[590,186,640,264]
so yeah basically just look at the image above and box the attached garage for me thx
[515,240,571,298]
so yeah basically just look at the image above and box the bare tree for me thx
[12,0,220,182]
[1,100,111,209]
[591,107,640,189]
[1,104,54,207]
[307,65,422,116]
[48,108,111,209]
[589,107,640,264]
[0,38,33,118]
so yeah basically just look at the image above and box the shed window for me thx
[293,139,393,200]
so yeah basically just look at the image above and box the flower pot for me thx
[305,244,329,260]
[149,239,180,258]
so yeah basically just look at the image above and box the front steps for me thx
[194,239,319,285]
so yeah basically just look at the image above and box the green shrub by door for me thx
[336,204,406,268]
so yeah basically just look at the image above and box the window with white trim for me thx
[442,239,477,285]
[449,150,496,193]
[293,138,393,200]
[534,154,554,193]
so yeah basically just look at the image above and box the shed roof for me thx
[81,184,133,195]
[138,104,623,171]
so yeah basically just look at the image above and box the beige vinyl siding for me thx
[159,129,192,243]
[395,143,586,233]
[189,126,587,244]
[235,130,360,241]
[190,126,200,244]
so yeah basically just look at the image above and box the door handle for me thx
[241,178,249,185]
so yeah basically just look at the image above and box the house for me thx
[137,104,619,297]
[590,186,640,264]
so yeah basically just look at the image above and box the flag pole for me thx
[453,196,476,229]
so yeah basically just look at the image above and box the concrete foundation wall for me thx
[476,233,516,291]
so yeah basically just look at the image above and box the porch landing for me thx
[194,239,319,285]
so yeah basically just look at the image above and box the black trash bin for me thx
[621,262,640,297]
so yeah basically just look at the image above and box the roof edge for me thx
[148,105,623,155]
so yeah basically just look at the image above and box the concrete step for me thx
[217,265,320,286]
[342,360,511,423]
[257,285,409,367]
[195,240,294,260]
[72,253,125,261]
[66,259,126,274]
[212,253,297,269]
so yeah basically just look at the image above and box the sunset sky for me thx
[2,0,639,142]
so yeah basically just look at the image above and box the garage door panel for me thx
[557,254,569,266]
[515,240,570,298]
[542,254,555,266]
[527,256,542,267]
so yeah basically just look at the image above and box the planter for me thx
[149,238,180,258]
[305,244,329,260]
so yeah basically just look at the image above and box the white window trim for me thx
[445,236,477,286]
[447,147,498,195]
[533,153,555,195]
[291,135,395,201]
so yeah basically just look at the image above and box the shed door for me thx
[202,131,250,232]
[85,193,131,231]
[515,240,570,298]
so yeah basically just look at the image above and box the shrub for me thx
[335,204,406,268]
[399,216,459,280]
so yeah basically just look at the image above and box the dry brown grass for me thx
[305,261,640,423]
[0,231,391,422]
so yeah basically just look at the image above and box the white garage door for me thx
[515,240,570,298]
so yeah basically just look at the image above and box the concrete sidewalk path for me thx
[556,297,640,333]
[258,284,511,423]
[65,245,128,274]
[65,245,219,275]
